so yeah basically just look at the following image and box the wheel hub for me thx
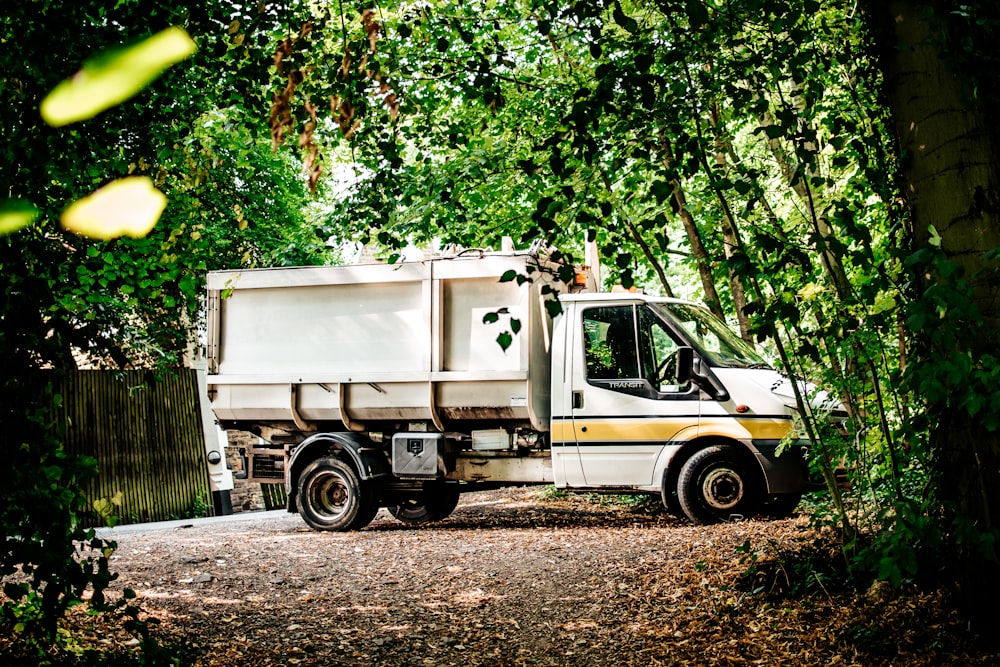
[311,473,349,517]
[702,468,743,510]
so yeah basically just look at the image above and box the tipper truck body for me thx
[206,248,829,530]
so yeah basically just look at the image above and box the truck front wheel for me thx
[387,487,461,525]
[297,457,378,531]
[677,445,761,524]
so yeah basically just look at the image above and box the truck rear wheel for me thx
[297,457,378,531]
[387,487,461,525]
[677,445,761,524]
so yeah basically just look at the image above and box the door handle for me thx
[572,391,584,409]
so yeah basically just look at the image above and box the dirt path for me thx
[80,488,996,665]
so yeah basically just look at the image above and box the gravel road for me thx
[87,486,995,666]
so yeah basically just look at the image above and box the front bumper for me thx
[751,439,809,495]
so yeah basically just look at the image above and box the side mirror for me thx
[675,346,694,384]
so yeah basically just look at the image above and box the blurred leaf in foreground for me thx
[61,177,166,239]
[0,199,41,235]
[41,27,197,127]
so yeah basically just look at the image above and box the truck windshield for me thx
[654,302,769,369]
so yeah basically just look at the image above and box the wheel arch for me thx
[286,432,391,512]
[660,436,766,504]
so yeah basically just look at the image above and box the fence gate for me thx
[51,369,212,526]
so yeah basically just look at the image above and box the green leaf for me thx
[928,224,942,247]
[482,312,500,324]
[497,331,513,351]
[761,124,785,139]
[41,27,197,126]
[620,268,635,289]
[613,2,639,33]
[535,196,555,215]
[511,318,522,334]
[550,149,565,176]
[518,159,539,176]
[0,199,40,235]
[4,582,27,600]
[685,0,709,29]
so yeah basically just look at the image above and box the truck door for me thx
[569,303,701,487]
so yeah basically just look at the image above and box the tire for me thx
[296,457,378,531]
[387,487,461,525]
[763,493,802,519]
[677,445,761,524]
[352,495,382,527]
[660,472,684,517]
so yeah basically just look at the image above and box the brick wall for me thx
[225,430,265,512]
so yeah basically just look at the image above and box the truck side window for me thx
[583,306,639,380]
[638,306,688,392]
[583,305,692,396]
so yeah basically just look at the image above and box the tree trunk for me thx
[867,0,1000,635]
[704,101,754,343]
[712,190,752,342]
[662,137,727,321]
[758,107,852,300]
[673,183,727,321]
[625,220,675,298]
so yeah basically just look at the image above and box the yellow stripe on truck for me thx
[550,420,576,442]
[553,417,697,443]
[698,416,795,441]
[552,415,795,444]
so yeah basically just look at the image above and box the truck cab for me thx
[551,293,816,523]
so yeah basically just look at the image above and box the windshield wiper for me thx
[714,357,769,369]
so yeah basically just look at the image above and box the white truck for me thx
[206,247,825,531]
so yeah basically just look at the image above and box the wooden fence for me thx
[48,369,213,526]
